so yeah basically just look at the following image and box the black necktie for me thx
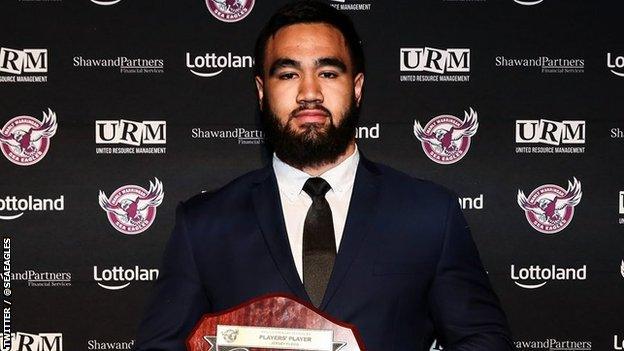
[302,177,336,308]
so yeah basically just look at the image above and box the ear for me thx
[353,72,364,107]
[255,75,264,111]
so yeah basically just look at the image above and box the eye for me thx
[319,71,338,79]
[278,72,298,80]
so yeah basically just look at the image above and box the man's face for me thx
[255,23,364,168]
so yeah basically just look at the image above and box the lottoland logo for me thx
[0,195,64,220]
[90,0,123,5]
[607,53,624,77]
[615,335,624,350]
[93,266,158,290]
[511,264,586,289]
[186,52,253,77]
[514,0,543,5]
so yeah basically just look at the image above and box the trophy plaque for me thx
[187,294,365,351]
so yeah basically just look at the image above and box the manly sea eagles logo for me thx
[413,108,479,164]
[205,0,255,23]
[98,178,164,235]
[517,177,582,234]
[0,109,57,166]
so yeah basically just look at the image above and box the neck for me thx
[299,140,356,177]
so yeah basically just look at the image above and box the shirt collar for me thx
[272,144,360,202]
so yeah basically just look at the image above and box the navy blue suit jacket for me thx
[135,155,513,350]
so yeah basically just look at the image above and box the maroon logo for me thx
[205,0,255,23]
[98,178,164,235]
[517,177,582,234]
[0,109,57,166]
[413,108,478,164]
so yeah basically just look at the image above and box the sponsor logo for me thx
[515,119,585,154]
[517,177,582,234]
[87,339,135,350]
[429,340,443,350]
[191,126,264,144]
[459,194,484,210]
[90,0,122,5]
[2,332,63,351]
[328,0,372,11]
[611,127,624,139]
[619,191,624,225]
[95,120,166,154]
[400,47,470,82]
[515,339,591,351]
[621,260,624,278]
[0,195,64,221]
[355,123,380,139]
[495,55,584,73]
[1,109,57,166]
[205,0,254,23]
[608,53,624,77]
[93,265,158,290]
[186,52,253,77]
[73,56,164,74]
[10,270,71,287]
[413,108,478,164]
[514,0,543,5]
[98,178,164,235]
[0,47,48,83]
[511,264,586,289]
[615,335,624,350]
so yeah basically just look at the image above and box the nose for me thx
[296,74,323,104]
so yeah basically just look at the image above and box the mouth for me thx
[293,109,329,124]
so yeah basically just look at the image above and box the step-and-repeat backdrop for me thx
[1,0,623,350]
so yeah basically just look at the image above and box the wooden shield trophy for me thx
[187,294,366,351]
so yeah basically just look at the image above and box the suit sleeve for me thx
[428,194,515,351]
[134,202,211,351]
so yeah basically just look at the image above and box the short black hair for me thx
[253,0,365,78]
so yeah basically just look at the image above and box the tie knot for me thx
[303,177,331,198]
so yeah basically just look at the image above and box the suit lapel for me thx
[250,167,310,302]
[320,155,382,310]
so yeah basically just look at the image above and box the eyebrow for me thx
[268,57,348,76]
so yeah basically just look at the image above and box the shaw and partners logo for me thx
[205,0,254,23]
[413,108,478,164]
[73,56,164,74]
[495,55,584,74]
[511,264,586,289]
[95,119,166,154]
[1,109,57,166]
[98,178,164,235]
[93,265,158,290]
[186,52,253,77]
[11,270,71,287]
[515,119,585,154]
[0,195,64,221]
[607,53,624,77]
[0,47,48,83]
[191,126,263,144]
[515,339,591,351]
[400,47,470,82]
[517,177,582,234]
[1,332,63,351]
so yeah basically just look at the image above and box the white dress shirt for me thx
[272,144,360,281]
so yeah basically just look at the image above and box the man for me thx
[135,1,514,350]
